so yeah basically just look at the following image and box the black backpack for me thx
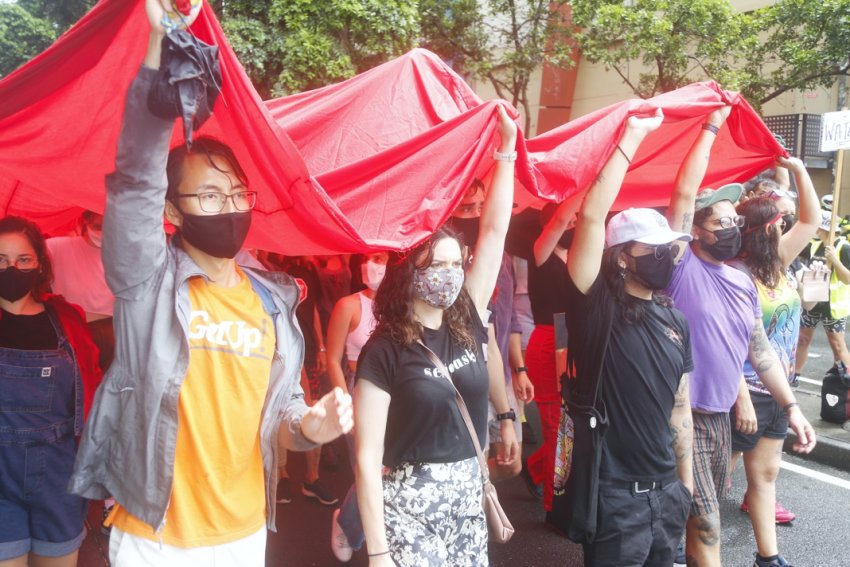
[821,362,850,424]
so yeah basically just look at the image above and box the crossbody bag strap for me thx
[416,340,490,483]
[589,306,614,408]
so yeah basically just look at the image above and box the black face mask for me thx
[781,214,795,235]
[702,226,741,261]
[178,211,252,259]
[628,246,674,290]
[0,267,40,302]
[447,216,481,250]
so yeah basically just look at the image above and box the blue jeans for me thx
[338,367,364,549]
[339,431,365,549]
[0,316,88,560]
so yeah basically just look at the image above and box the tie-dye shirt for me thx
[742,273,801,394]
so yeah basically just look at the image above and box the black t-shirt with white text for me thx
[564,275,693,482]
[356,319,489,468]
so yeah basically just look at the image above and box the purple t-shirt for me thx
[666,246,761,412]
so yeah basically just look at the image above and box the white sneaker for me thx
[331,508,353,562]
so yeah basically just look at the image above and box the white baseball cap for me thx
[605,208,693,248]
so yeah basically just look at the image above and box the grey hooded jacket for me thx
[68,67,316,533]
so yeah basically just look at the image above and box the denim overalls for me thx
[0,307,88,559]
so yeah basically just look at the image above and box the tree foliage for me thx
[18,0,96,32]
[0,0,95,78]
[570,0,850,109]
[473,0,576,131]
[212,0,420,98]
[0,3,56,78]
[419,0,488,77]
[736,0,850,106]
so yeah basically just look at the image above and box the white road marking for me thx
[780,461,850,490]
[797,376,823,386]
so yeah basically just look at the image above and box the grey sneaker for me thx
[302,479,339,506]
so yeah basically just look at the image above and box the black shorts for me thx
[730,391,788,452]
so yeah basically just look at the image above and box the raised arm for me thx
[102,0,201,298]
[778,157,819,267]
[464,105,517,315]
[666,107,730,235]
[567,110,664,293]
[533,196,580,267]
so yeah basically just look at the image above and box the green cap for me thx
[694,183,744,211]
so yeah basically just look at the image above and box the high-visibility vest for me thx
[810,238,850,319]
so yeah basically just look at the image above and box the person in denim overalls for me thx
[0,216,98,566]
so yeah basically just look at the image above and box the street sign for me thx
[820,110,850,151]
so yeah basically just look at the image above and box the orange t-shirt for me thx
[112,270,275,546]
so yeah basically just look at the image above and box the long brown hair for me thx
[0,216,54,301]
[737,196,782,288]
[372,228,478,351]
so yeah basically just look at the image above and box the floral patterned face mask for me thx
[412,266,464,309]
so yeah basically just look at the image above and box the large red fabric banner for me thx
[0,0,784,254]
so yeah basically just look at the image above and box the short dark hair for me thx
[165,137,249,203]
[0,216,54,301]
[693,204,715,228]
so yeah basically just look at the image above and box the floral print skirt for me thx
[383,457,487,566]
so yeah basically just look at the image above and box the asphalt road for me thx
[78,430,850,567]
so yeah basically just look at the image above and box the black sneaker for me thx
[520,463,543,500]
[302,479,339,506]
[754,554,792,567]
[277,478,293,504]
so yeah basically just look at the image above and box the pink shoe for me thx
[774,501,796,524]
[740,497,796,524]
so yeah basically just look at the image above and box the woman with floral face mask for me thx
[0,216,102,566]
[354,105,517,567]
[325,251,389,561]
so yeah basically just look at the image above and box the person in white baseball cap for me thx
[605,207,692,285]
[550,109,696,567]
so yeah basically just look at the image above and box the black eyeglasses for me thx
[177,190,258,213]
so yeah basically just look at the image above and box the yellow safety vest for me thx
[810,238,850,319]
